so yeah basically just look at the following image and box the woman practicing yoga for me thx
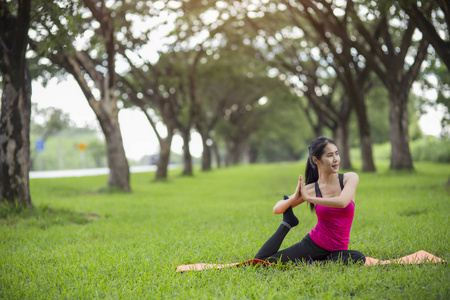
[176,136,444,272]
[254,136,366,265]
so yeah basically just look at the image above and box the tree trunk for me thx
[0,0,32,207]
[212,141,221,168]
[242,143,251,164]
[248,145,258,163]
[333,122,351,170]
[181,129,193,175]
[351,93,376,172]
[226,137,247,165]
[100,112,131,192]
[302,99,325,137]
[314,114,325,137]
[348,14,428,171]
[200,133,212,171]
[29,1,132,192]
[0,69,32,207]
[155,133,173,180]
[349,86,376,172]
[388,92,413,170]
[93,79,130,191]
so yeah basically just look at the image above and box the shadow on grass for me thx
[398,208,428,217]
[0,203,101,229]
[96,186,130,194]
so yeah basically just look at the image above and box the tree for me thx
[162,0,224,173]
[193,46,281,169]
[399,0,450,135]
[0,0,33,207]
[116,3,207,177]
[293,0,377,172]
[235,5,355,169]
[169,49,204,176]
[163,0,312,167]
[400,0,450,71]
[298,0,429,170]
[417,53,450,136]
[248,84,312,163]
[198,1,375,170]
[213,72,287,165]
[31,105,72,141]
[30,0,131,191]
[347,1,429,169]
[118,50,181,181]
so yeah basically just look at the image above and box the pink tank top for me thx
[309,174,355,252]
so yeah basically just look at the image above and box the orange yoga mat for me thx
[176,250,444,273]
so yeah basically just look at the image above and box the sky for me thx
[31,76,444,162]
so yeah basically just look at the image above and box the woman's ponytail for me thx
[305,153,319,185]
[304,136,337,212]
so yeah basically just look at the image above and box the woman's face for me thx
[315,143,340,173]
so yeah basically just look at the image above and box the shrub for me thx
[350,137,450,163]
[411,136,450,163]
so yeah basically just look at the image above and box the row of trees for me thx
[0,0,448,208]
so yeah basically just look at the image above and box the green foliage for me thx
[31,104,73,139]
[28,0,83,82]
[351,137,450,163]
[250,91,313,162]
[361,85,390,144]
[371,142,392,161]
[411,136,450,162]
[350,83,424,146]
[0,162,449,299]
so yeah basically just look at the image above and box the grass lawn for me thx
[1,161,449,299]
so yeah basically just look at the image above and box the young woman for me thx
[254,136,366,265]
[176,137,444,272]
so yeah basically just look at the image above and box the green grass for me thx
[1,161,449,299]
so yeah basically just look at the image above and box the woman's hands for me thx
[298,175,313,202]
[273,175,306,214]
[275,173,358,211]
[293,174,302,201]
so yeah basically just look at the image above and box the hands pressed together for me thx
[273,174,313,214]
[294,174,313,202]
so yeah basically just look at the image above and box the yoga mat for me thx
[176,259,278,273]
[363,250,444,266]
[176,250,444,273]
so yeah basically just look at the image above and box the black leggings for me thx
[254,224,366,265]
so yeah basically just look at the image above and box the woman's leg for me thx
[254,224,291,261]
[325,250,366,265]
[254,196,300,261]
[364,250,445,266]
[255,233,330,264]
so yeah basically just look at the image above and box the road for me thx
[29,165,177,179]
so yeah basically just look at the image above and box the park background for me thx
[22,2,448,183]
[1,0,450,299]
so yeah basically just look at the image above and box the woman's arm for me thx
[300,172,359,208]
[272,195,305,214]
[273,175,305,214]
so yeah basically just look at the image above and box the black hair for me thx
[305,136,337,212]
